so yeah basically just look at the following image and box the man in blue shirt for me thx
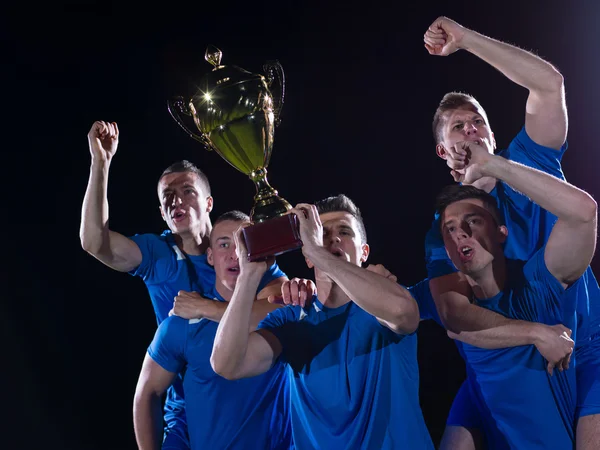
[434,138,597,449]
[423,16,600,449]
[80,122,288,448]
[133,211,293,449]
[211,195,434,450]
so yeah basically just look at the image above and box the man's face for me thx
[437,104,496,159]
[312,211,369,268]
[207,220,241,292]
[441,198,507,276]
[158,172,212,235]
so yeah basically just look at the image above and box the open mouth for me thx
[227,265,240,273]
[459,246,474,262]
[172,210,187,222]
[330,249,344,258]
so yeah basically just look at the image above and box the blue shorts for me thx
[575,332,600,419]
[446,380,482,428]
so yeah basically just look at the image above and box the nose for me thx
[171,195,183,206]
[329,235,341,245]
[230,246,239,261]
[464,122,477,136]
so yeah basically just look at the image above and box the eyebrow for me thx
[451,114,483,126]
[443,212,482,228]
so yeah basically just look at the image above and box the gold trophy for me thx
[168,45,302,261]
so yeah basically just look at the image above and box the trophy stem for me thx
[249,167,291,223]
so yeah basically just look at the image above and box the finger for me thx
[234,225,249,256]
[268,294,285,305]
[451,170,463,183]
[424,43,436,55]
[424,34,446,46]
[281,282,292,305]
[305,279,317,298]
[298,283,307,308]
[168,308,175,316]
[547,361,554,376]
[310,205,322,227]
[290,279,300,306]
[289,207,309,223]
[112,122,119,138]
[389,275,398,283]
[447,145,467,160]
[561,355,570,372]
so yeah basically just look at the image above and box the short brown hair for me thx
[432,92,490,145]
[159,160,211,195]
[315,194,367,244]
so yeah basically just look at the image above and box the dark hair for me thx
[432,92,490,145]
[435,184,503,226]
[159,160,211,195]
[315,194,367,243]
[210,210,250,245]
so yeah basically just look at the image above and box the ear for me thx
[206,196,214,213]
[498,225,508,244]
[360,243,370,263]
[436,143,448,160]
[305,256,314,269]
[207,247,214,266]
[159,206,167,222]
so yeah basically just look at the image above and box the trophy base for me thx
[242,214,303,262]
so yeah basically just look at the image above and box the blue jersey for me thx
[129,230,286,445]
[425,127,600,345]
[258,297,434,450]
[459,249,577,449]
[148,285,292,450]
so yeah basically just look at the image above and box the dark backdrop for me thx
[4,1,600,448]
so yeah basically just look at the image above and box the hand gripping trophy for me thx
[168,45,302,261]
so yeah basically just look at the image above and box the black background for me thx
[4,1,600,448]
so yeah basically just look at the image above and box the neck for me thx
[215,278,233,302]
[174,222,212,256]
[315,271,351,308]
[466,254,507,300]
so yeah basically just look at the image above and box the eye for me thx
[468,218,481,226]
[184,188,195,195]
[474,119,484,125]
[445,226,456,234]
[453,124,462,131]
[220,242,230,249]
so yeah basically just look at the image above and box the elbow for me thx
[548,69,564,93]
[391,299,420,335]
[580,194,598,224]
[210,353,241,381]
[80,231,100,255]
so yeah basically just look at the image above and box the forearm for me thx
[461,29,563,94]
[80,159,111,253]
[309,249,418,332]
[199,298,280,330]
[484,156,597,223]
[133,393,163,450]
[211,272,262,377]
[448,318,538,349]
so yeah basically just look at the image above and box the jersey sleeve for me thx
[501,127,566,179]
[522,247,568,316]
[407,279,439,323]
[257,305,301,363]
[258,261,287,292]
[147,316,188,374]
[128,233,173,284]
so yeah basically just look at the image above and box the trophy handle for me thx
[263,60,285,126]
[167,96,215,151]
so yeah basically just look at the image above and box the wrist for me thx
[91,156,112,170]
[529,323,546,346]
[459,28,480,51]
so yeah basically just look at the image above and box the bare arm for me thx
[80,121,142,272]
[133,354,177,450]
[211,228,283,380]
[170,276,289,329]
[424,16,566,149]
[211,271,282,380]
[480,154,597,286]
[307,247,419,334]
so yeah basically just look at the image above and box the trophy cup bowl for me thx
[168,46,302,261]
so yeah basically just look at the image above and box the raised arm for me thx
[424,16,566,149]
[210,227,283,380]
[458,141,597,287]
[133,353,177,450]
[291,204,419,334]
[80,121,142,272]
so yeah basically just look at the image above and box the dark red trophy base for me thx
[242,214,303,262]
